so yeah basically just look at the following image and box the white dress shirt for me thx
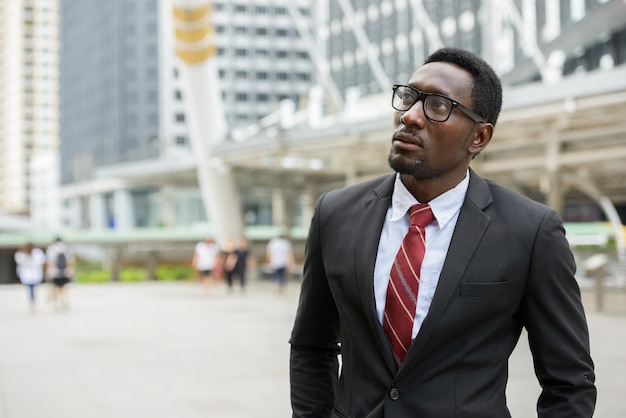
[374,172,469,338]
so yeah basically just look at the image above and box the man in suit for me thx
[289,48,596,417]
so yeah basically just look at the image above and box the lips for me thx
[393,131,423,148]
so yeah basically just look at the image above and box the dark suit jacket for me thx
[290,169,596,418]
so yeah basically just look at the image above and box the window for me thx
[257,93,269,101]
[235,70,248,79]
[235,49,247,56]
[277,72,289,80]
[256,71,268,80]
[256,27,267,36]
[174,90,182,100]
[175,113,185,122]
[277,50,288,58]
[175,135,187,145]
[276,28,288,37]
[235,92,248,101]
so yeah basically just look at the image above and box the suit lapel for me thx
[402,169,493,367]
[355,175,396,370]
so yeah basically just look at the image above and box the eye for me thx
[397,89,414,101]
[427,95,452,115]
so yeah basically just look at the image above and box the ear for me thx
[468,123,493,156]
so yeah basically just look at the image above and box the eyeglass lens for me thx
[393,86,454,122]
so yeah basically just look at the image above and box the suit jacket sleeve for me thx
[522,209,597,416]
[290,193,340,418]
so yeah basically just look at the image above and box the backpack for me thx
[55,252,67,270]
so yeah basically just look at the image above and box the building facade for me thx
[58,0,316,231]
[0,0,59,216]
[319,0,626,95]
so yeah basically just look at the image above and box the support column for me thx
[89,193,107,230]
[172,1,244,247]
[345,164,358,186]
[301,191,314,230]
[147,250,159,281]
[272,188,286,230]
[161,185,175,228]
[283,189,295,234]
[107,247,122,282]
[113,189,134,230]
[64,197,82,229]
[543,130,565,216]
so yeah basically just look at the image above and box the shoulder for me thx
[479,177,560,231]
[318,174,393,210]
[486,179,550,213]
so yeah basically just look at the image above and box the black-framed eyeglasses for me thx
[392,84,485,123]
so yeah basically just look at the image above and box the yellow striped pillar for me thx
[171,0,244,247]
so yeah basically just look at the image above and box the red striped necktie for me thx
[383,203,435,369]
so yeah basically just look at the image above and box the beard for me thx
[388,147,434,178]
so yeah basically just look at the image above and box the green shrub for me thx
[157,264,194,281]
[75,270,110,283]
[74,264,193,283]
[119,267,147,282]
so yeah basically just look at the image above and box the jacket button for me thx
[389,388,399,400]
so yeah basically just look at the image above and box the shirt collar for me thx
[390,171,470,229]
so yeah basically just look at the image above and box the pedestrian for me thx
[266,233,294,293]
[228,237,251,293]
[45,237,74,312]
[14,243,46,314]
[192,237,219,294]
[289,47,596,417]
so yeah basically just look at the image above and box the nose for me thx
[400,100,426,127]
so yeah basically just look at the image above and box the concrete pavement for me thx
[0,280,624,418]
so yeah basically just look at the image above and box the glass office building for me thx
[319,0,626,95]
[58,0,316,229]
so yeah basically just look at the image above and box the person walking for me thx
[192,237,219,294]
[266,233,294,293]
[46,237,74,312]
[227,237,251,293]
[289,48,596,417]
[14,243,46,314]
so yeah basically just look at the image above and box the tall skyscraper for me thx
[0,0,59,216]
[58,0,316,230]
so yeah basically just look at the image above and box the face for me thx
[388,62,489,185]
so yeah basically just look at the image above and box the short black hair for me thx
[424,47,502,126]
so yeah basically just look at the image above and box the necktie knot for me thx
[408,204,435,228]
